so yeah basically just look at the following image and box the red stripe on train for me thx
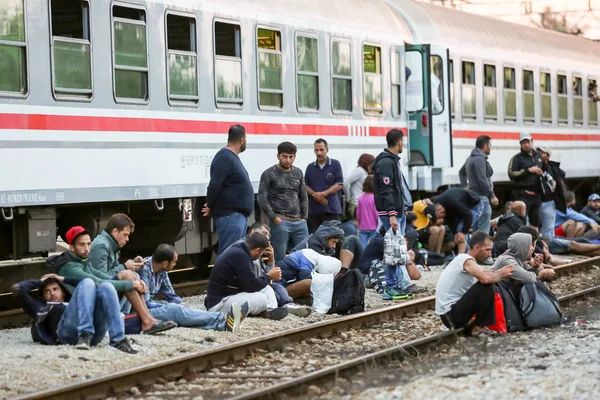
[0,113,404,137]
[453,130,600,141]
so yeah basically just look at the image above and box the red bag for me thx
[487,292,507,333]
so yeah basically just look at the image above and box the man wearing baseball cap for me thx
[581,194,600,224]
[536,146,567,239]
[507,132,551,230]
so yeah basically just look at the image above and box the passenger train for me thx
[1,0,599,261]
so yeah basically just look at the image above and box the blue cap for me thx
[589,194,600,201]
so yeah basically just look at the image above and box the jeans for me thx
[270,219,309,264]
[456,201,485,234]
[359,230,377,249]
[472,196,491,235]
[379,214,407,236]
[270,282,293,307]
[214,212,248,255]
[149,303,225,330]
[540,201,556,239]
[57,279,125,345]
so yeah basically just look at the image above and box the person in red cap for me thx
[49,226,177,336]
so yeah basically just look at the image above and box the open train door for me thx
[405,44,452,168]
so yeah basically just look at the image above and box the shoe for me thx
[75,333,92,350]
[382,288,413,300]
[142,320,177,335]
[224,303,242,334]
[482,257,494,266]
[405,284,427,294]
[258,307,289,320]
[110,337,138,354]
[283,303,312,318]
[240,302,250,321]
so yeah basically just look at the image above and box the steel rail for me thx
[14,256,600,400]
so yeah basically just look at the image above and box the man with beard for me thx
[202,125,255,254]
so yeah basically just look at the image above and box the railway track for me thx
[13,256,600,400]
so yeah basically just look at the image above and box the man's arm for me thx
[472,157,495,198]
[233,258,271,293]
[206,156,230,209]
[507,155,528,181]
[11,279,43,318]
[323,160,344,197]
[464,260,514,284]
[458,160,468,187]
[59,263,135,292]
[456,201,475,234]
[581,207,600,224]
[89,243,125,276]
[257,169,276,221]
[299,171,309,220]
[566,209,597,226]
[343,168,362,198]
[374,160,397,215]
[158,273,183,304]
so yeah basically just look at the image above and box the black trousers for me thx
[513,190,542,228]
[307,213,342,234]
[441,282,496,330]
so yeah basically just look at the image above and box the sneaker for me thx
[75,333,92,350]
[110,337,138,354]
[382,288,413,300]
[240,302,250,321]
[258,307,289,320]
[224,303,242,334]
[405,284,427,294]
[283,303,312,318]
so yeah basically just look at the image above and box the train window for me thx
[449,59,454,118]
[430,55,443,115]
[523,69,535,123]
[112,5,148,102]
[214,21,243,107]
[332,40,352,112]
[50,0,91,99]
[0,0,27,95]
[540,72,552,123]
[363,45,382,114]
[504,67,516,121]
[589,78,598,126]
[483,64,497,120]
[557,74,568,125]
[296,34,318,112]
[461,61,476,119]
[391,49,401,118]
[257,28,282,110]
[166,13,198,105]
[573,76,583,125]
[405,51,423,111]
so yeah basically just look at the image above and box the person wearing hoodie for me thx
[492,232,555,282]
[459,135,499,236]
[280,248,343,299]
[55,226,177,335]
[493,201,526,257]
[12,274,138,353]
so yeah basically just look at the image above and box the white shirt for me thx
[435,254,477,315]
[343,167,368,205]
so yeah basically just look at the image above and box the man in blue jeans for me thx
[258,141,309,264]
[203,125,255,255]
[371,129,414,300]
[13,276,137,353]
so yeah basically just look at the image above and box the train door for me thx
[405,44,452,168]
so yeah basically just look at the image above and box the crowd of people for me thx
[11,124,598,351]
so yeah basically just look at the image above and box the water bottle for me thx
[418,249,428,267]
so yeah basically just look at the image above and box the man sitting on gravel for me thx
[492,232,556,283]
[139,244,247,334]
[12,275,137,353]
[53,226,176,335]
[435,231,514,335]
[206,232,287,320]
[279,248,342,300]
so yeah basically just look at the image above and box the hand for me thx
[499,264,515,278]
[41,273,63,282]
[273,216,282,225]
[528,166,543,176]
[264,244,275,265]
[591,224,600,234]
[267,267,282,281]
[133,256,145,263]
[125,260,145,271]
[454,232,466,244]
[540,269,556,280]
[201,203,211,217]
[133,280,147,294]
[389,215,399,231]
[533,253,544,267]
[491,197,499,207]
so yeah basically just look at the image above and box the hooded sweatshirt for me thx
[292,220,345,256]
[492,232,537,283]
[459,147,494,199]
[371,149,405,216]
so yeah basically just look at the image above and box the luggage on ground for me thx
[328,269,365,315]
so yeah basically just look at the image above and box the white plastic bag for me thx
[310,271,334,314]
[383,228,410,266]
[314,255,342,275]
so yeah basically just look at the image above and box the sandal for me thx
[142,320,177,335]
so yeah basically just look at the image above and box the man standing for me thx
[258,141,309,264]
[536,146,567,239]
[459,135,498,235]
[507,132,550,230]
[581,194,600,224]
[203,125,255,254]
[304,139,344,233]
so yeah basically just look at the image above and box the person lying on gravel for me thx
[492,232,556,283]
[12,275,138,354]
[219,222,312,318]
[435,231,514,336]
[139,244,248,334]
[51,226,176,335]
[279,248,342,300]
[206,232,288,320]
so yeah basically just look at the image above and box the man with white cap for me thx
[581,194,600,224]
[507,133,551,230]
[536,146,567,239]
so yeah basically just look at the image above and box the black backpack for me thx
[495,280,526,332]
[328,269,365,315]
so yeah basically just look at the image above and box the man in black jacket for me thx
[581,194,600,224]
[507,132,551,230]
[493,201,526,257]
[536,146,567,239]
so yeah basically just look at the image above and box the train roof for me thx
[387,0,600,68]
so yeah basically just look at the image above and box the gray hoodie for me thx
[492,232,537,283]
[459,147,494,199]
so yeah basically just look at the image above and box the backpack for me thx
[494,280,527,332]
[328,269,365,315]
[520,281,562,328]
[367,260,386,294]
